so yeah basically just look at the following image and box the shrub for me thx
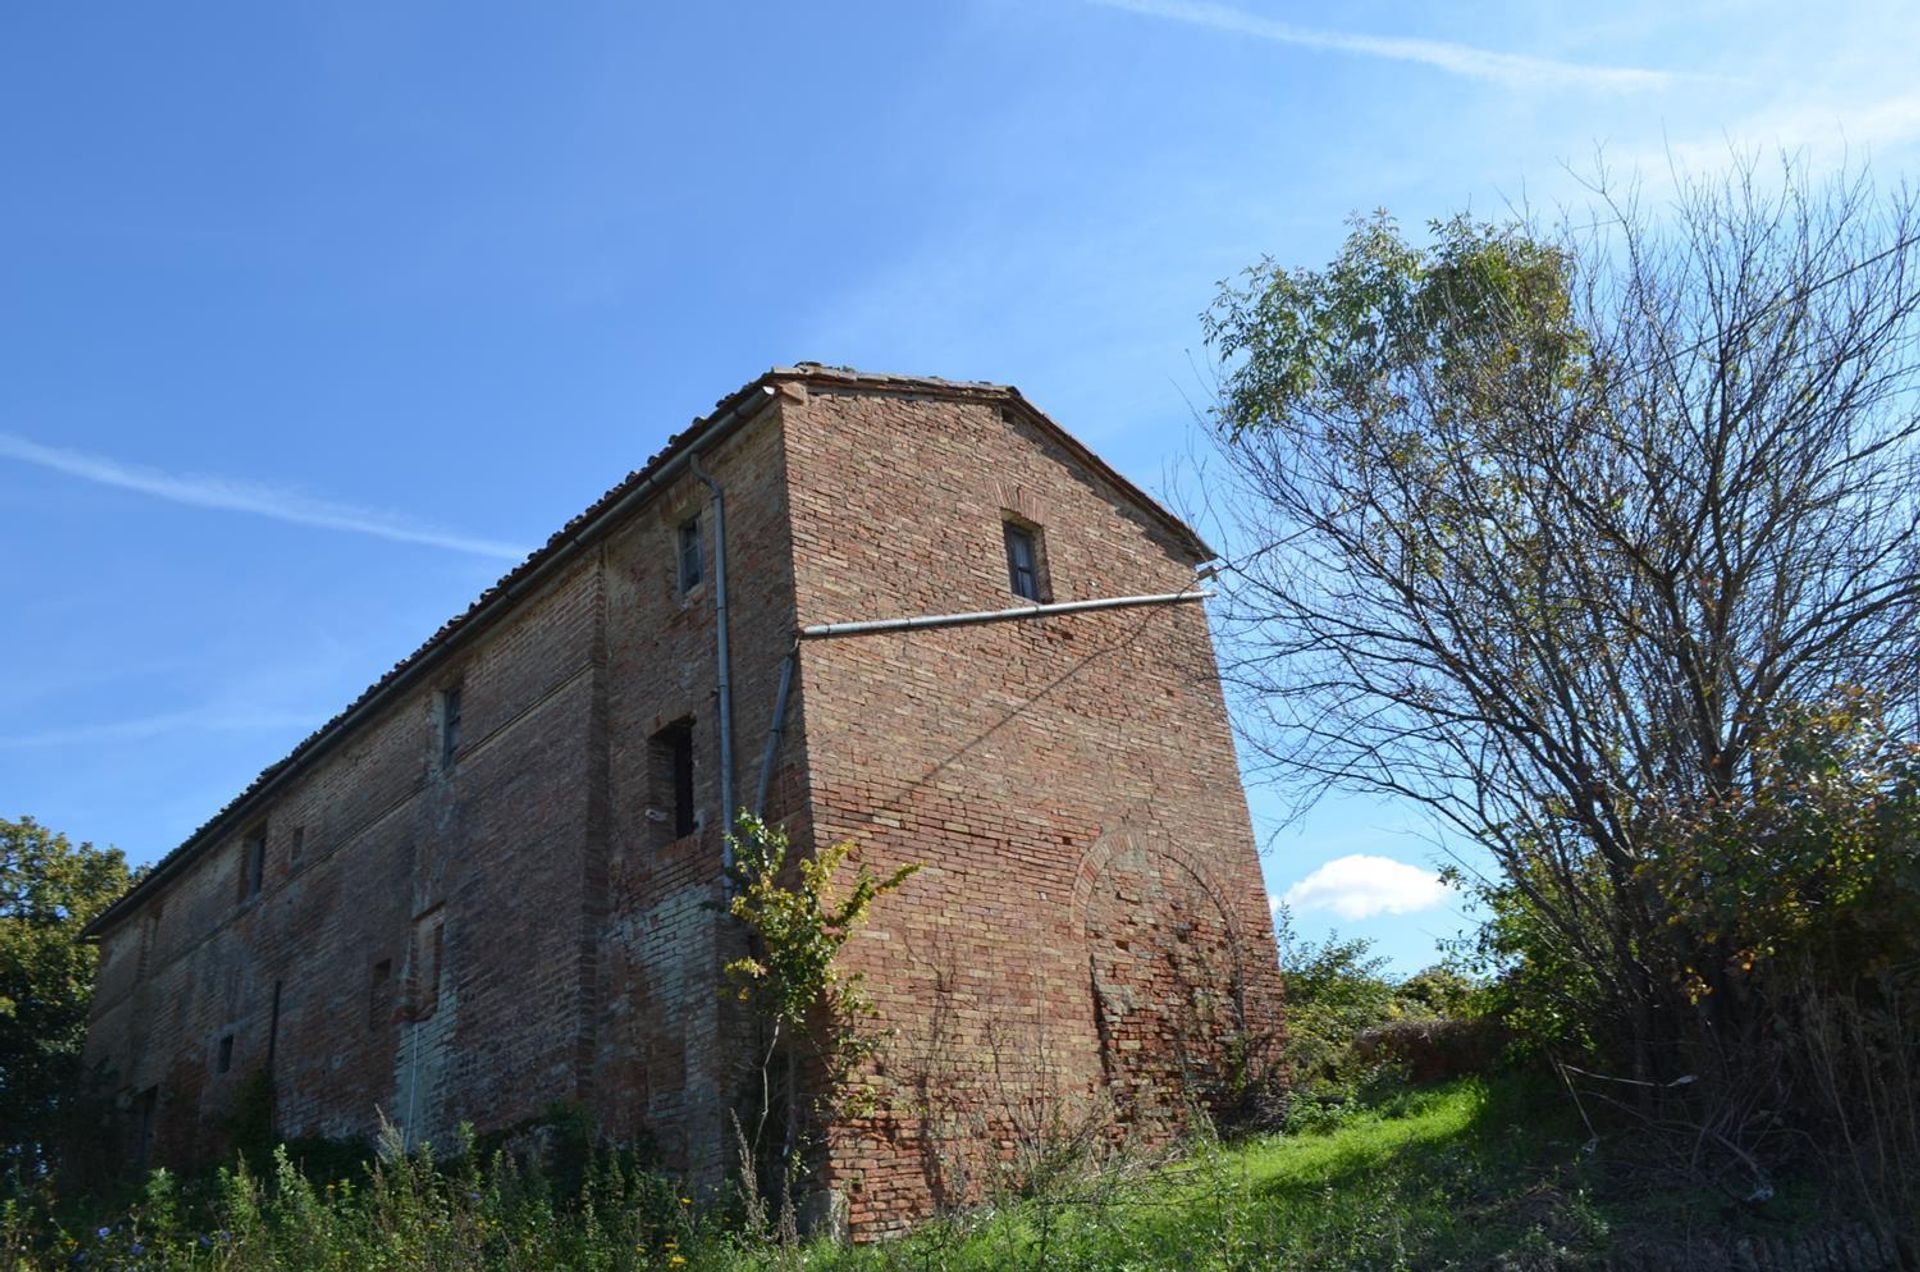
[1351,1018,1507,1085]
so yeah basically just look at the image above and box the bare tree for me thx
[1202,160,1920,1077]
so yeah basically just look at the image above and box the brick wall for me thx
[588,397,802,1180]
[81,371,1282,1239]
[85,550,614,1161]
[81,401,800,1175]
[780,385,1283,1235]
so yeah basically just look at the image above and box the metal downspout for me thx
[689,452,736,872]
[753,641,798,818]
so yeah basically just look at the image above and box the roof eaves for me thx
[82,372,784,938]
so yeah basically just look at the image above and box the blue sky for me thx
[5,2,1918,973]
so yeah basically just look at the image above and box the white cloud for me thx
[1087,0,1678,92]
[1279,854,1452,921]
[0,431,529,561]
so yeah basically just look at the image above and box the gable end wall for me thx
[780,388,1284,1235]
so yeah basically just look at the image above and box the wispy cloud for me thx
[1279,854,1453,921]
[1088,0,1677,92]
[0,432,529,561]
[1653,93,1920,176]
[0,705,321,750]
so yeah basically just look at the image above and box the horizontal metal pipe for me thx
[799,589,1212,640]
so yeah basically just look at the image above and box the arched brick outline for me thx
[1072,823,1255,1130]
[1071,824,1246,955]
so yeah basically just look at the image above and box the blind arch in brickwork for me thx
[1072,825,1253,1125]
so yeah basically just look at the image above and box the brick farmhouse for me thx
[81,366,1285,1234]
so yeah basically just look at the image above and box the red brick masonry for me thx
[82,366,1284,1236]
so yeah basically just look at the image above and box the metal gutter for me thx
[84,384,780,939]
[797,589,1212,641]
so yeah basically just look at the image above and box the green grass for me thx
[800,1077,1612,1271]
[9,1076,1860,1270]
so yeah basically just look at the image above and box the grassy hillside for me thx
[809,1077,1607,1271]
[8,1075,1887,1270]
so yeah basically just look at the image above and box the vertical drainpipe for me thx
[689,452,736,873]
[753,640,798,818]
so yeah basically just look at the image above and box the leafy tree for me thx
[1393,964,1482,1019]
[1203,161,1920,1083]
[1,816,131,1183]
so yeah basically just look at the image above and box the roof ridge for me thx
[86,364,1209,936]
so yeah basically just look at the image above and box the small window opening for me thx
[137,908,160,983]
[409,911,445,1021]
[239,825,267,902]
[368,959,393,1030]
[438,681,463,770]
[132,1086,159,1172]
[649,720,697,842]
[677,513,704,594]
[267,980,283,1069]
[1004,521,1044,601]
[289,825,306,867]
[216,1034,234,1075]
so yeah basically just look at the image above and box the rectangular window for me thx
[1005,522,1042,601]
[650,720,697,842]
[133,1086,158,1172]
[677,513,703,594]
[290,825,306,867]
[217,1034,234,1075]
[368,959,393,1030]
[439,681,463,770]
[409,910,445,1021]
[239,825,267,902]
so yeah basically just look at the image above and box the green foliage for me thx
[0,1126,722,1271]
[809,1077,1614,1271]
[1203,170,1920,1117]
[1393,965,1482,1019]
[1,815,131,1183]
[723,814,918,1037]
[0,1077,1890,1269]
[1204,209,1584,444]
[1273,906,1395,1108]
[1204,174,1920,1246]
[1648,691,1920,996]
[1463,693,1920,1064]
[1456,851,1615,1059]
[1274,906,1496,1131]
[722,813,918,1233]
